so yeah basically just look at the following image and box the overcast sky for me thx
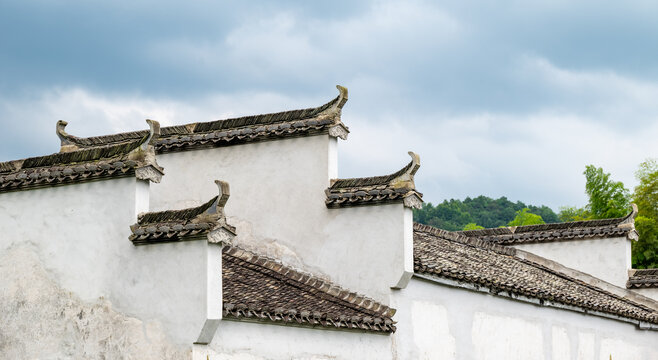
[1,0,657,210]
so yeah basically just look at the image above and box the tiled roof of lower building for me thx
[457,206,638,245]
[0,120,163,193]
[222,246,396,333]
[627,269,658,289]
[325,151,423,209]
[414,223,658,327]
[56,86,350,153]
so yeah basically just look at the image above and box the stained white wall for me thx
[200,320,392,360]
[0,178,207,348]
[391,277,658,360]
[513,237,632,288]
[152,136,411,304]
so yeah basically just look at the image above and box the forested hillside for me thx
[413,196,559,231]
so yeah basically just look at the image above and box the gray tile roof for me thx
[0,120,163,193]
[627,269,658,289]
[130,180,234,245]
[457,207,638,245]
[57,86,349,153]
[325,151,423,209]
[414,223,658,326]
[223,246,396,333]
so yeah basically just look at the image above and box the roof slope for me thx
[0,120,163,193]
[326,151,423,209]
[57,86,349,153]
[222,246,396,333]
[414,223,658,326]
[628,269,658,289]
[457,207,638,245]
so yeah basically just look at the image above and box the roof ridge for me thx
[136,195,219,225]
[55,86,349,151]
[330,151,420,189]
[0,120,164,192]
[458,207,638,237]
[325,152,423,209]
[223,245,395,318]
[413,222,516,256]
[130,180,234,245]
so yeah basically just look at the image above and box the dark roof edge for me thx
[457,204,638,239]
[325,152,423,209]
[627,268,658,289]
[56,85,349,151]
[0,120,164,193]
[330,151,420,189]
[130,180,235,245]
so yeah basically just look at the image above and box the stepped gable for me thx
[627,269,658,289]
[457,205,639,245]
[325,151,423,209]
[0,120,163,193]
[414,223,658,327]
[130,180,235,245]
[56,86,349,153]
[222,246,396,333]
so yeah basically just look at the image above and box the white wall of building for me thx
[152,136,411,304]
[513,237,632,288]
[635,288,658,303]
[0,178,209,353]
[200,320,392,360]
[391,277,658,360]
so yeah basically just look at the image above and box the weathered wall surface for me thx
[152,136,411,304]
[634,288,658,303]
[0,245,189,359]
[391,278,658,360]
[0,178,208,355]
[200,320,392,360]
[513,237,632,288]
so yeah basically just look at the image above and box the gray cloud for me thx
[1,0,657,211]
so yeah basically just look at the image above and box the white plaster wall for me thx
[152,136,410,304]
[0,179,207,350]
[202,320,392,360]
[391,277,658,360]
[634,288,658,303]
[514,237,632,288]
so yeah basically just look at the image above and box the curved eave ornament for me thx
[325,151,423,209]
[325,85,350,140]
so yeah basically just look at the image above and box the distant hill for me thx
[413,195,559,231]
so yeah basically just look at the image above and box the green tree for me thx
[558,206,591,222]
[632,159,658,268]
[508,208,545,226]
[463,223,484,231]
[583,165,631,219]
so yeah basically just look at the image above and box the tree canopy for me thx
[632,159,658,268]
[583,165,631,219]
[508,208,545,226]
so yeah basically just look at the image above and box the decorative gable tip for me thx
[56,120,79,153]
[325,151,423,209]
[130,179,236,246]
[130,119,164,183]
